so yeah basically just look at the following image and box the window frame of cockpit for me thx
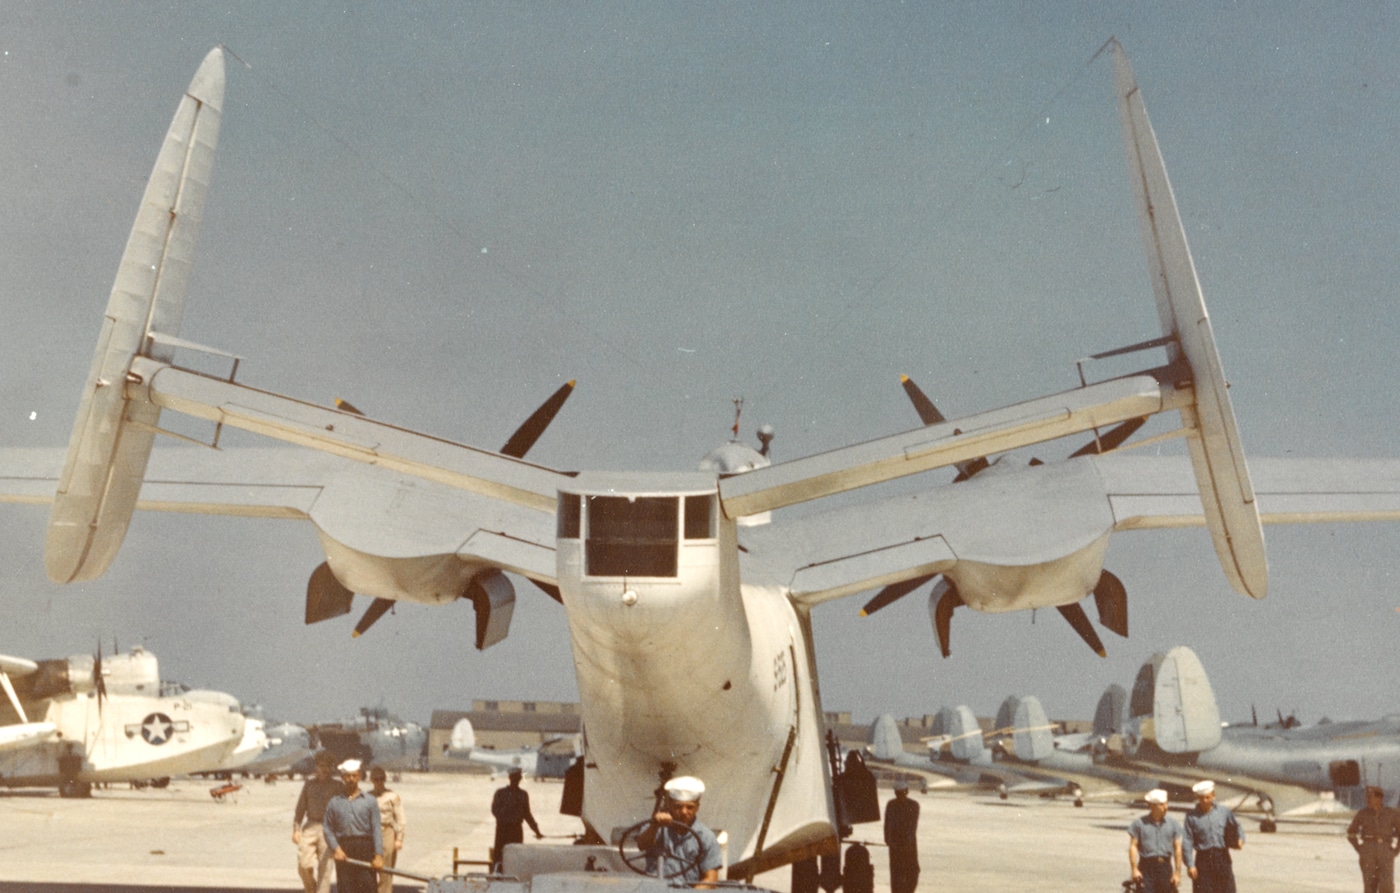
[556,491,718,579]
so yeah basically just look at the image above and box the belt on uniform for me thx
[1140,856,1170,863]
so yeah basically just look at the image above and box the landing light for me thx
[621,590,638,607]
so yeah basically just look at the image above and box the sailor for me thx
[1128,789,1184,893]
[1183,780,1243,893]
[323,759,384,893]
[883,779,921,893]
[639,775,723,887]
[1347,786,1400,893]
[370,765,406,893]
[491,767,543,871]
[292,750,341,893]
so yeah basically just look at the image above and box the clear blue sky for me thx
[1,3,1396,727]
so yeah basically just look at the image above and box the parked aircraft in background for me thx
[864,712,1084,801]
[0,647,246,796]
[238,716,313,778]
[290,707,426,775]
[4,40,1400,876]
[443,717,581,779]
[1098,646,1400,821]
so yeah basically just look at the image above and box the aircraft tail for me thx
[1011,696,1054,763]
[1092,684,1128,740]
[1112,41,1266,599]
[449,717,475,754]
[1128,646,1221,753]
[932,705,988,764]
[45,48,226,583]
[868,713,905,761]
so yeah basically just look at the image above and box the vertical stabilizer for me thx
[1113,41,1267,599]
[46,48,225,583]
[1152,646,1221,753]
[868,714,905,762]
[1012,696,1055,762]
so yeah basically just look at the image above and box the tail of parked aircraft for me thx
[868,714,905,762]
[1093,684,1128,748]
[930,705,989,765]
[449,717,476,754]
[1127,646,1221,754]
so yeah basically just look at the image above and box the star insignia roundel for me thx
[141,713,175,745]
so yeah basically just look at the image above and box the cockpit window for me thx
[684,494,715,540]
[586,496,678,577]
[558,493,581,539]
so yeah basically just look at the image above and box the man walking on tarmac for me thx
[491,767,543,871]
[292,751,341,893]
[324,759,384,893]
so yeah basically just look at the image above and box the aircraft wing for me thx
[0,445,562,586]
[740,454,1400,607]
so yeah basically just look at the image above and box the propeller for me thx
[92,641,107,716]
[324,382,577,638]
[859,378,1144,657]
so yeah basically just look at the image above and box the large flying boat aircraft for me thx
[2,40,1399,878]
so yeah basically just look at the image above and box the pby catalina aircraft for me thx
[2,39,1400,878]
[1098,646,1400,823]
[442,717,582,779]
[0,647,247,796]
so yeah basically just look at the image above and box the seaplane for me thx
[1,38,1398,883]
[0,646,248,797]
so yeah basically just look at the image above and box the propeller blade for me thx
[352,598,395,638]
[1068,417,1148,458]
[899,375,946,425]
[929,579,962,658]
[1092,570,1128,638]
[1055,601,1107,657]
[333,398,364,415]
[93,642,106,715]
[500,381,576,459]
[860,574,935,617]
[901,376,992,483]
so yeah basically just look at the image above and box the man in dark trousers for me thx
[323,759,383,893]
[491,767,542,871]
[883,779,920,893]
[1347,786,1400,893]
[1184,780,1243,893]
[1129,789,1184,893]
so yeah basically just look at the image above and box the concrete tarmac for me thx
[0,774,1362,892]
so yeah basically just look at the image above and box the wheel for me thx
[1260,818,1277,833]
[617,819,704,880]
[151,777,171,789]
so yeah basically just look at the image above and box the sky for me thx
[1,2,1397,731]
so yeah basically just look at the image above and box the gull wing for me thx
[740,455,1400,608]
[0,445,561,587]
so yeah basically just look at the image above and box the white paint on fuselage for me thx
[557,474,836,869]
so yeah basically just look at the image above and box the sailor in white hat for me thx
[1184,779,1244,892]
[323,758,383,893]
[638,775,723,886]
[1128,789,1183,893]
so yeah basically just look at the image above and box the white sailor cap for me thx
[1145,789,1168,805]
[664,776,705,802]
[338,759,363,774]
[1191,780,1215,796]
